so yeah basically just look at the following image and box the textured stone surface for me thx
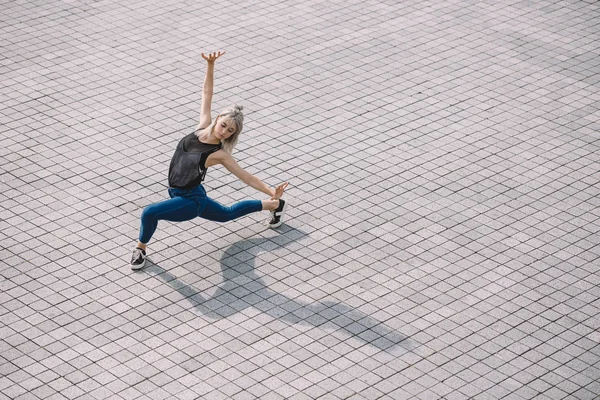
[1,0,599,399]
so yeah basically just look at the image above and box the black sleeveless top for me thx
[168,133,222,189]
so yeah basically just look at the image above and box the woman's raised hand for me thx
[201,51,225,63]
[272,182,289,200]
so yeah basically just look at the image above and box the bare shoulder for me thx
[205,148,231,167]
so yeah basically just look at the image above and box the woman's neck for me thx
[199,131,220,145]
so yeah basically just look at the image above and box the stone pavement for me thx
[1,0,599,399]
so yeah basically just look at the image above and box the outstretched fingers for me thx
[201,51,226,62]
[272,182,290,200]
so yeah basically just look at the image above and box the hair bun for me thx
[234,104,243,112]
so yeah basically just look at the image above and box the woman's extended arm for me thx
[196,51,225,130]
[217,151,288,199]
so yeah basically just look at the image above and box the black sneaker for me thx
[268,199,287,228]
[130,248,146,270]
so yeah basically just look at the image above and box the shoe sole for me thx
[268,201,288,228]
[131,258,146,270]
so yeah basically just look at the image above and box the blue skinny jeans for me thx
[138,185,262,244]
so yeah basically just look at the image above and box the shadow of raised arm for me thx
[145,226,412,351]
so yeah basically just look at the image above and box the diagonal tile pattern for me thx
[1,0,599,399]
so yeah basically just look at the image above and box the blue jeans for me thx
[138,185,263,244]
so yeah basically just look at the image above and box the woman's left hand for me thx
[272,182,289,200]
[201,51,226,63]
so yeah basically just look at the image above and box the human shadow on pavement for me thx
[144,226,412,351]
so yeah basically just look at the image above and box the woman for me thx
[130,51,289,270]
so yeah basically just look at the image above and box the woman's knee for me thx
[141,204,158,222]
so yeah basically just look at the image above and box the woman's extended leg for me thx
[199,197,279,222]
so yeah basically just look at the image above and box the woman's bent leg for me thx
[199,197,262,223]
[139,196,199,243]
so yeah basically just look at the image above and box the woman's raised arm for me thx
[196,51,225,130]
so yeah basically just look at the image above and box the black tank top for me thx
[168,133,222,189]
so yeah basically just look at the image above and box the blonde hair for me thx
[196,105,244,154]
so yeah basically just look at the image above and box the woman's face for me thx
[215,117,236,140]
